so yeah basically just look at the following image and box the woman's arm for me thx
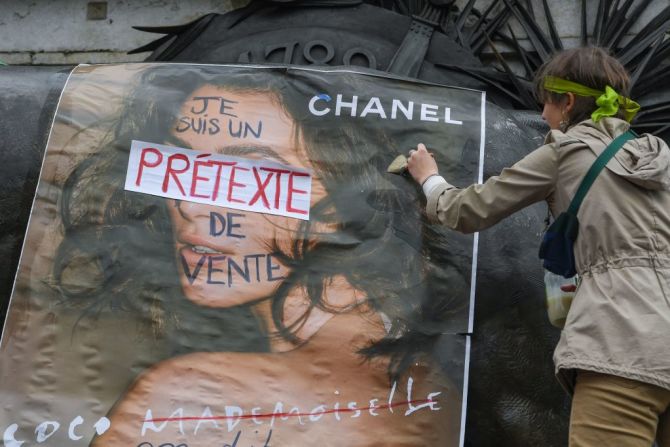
[409,143,558,233]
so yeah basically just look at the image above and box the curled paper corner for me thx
[387,154,408,174]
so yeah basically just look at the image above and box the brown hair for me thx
[533,47,631,126]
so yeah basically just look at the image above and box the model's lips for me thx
[190,245,222,254]
[176,233,235,257]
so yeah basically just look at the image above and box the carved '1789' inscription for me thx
[238,40,377,69]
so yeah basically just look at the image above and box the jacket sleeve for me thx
[426,143,558,233]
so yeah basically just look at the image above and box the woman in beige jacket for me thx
[408,47,670,446]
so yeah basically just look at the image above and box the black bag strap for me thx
[567,130,637,215]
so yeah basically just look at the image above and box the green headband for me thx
[543,76,640,123]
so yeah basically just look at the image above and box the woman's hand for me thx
[407,143,439,185]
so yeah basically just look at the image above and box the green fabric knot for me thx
[592,86,620,122]
[543,76,640,123]
[617,95,641,123]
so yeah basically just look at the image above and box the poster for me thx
[0,63,485,446]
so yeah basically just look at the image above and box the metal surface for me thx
[0,66,70,323]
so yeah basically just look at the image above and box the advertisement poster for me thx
[0,63,485,446]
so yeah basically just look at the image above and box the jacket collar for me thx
[543,117,630,145]
[545,118,670,191]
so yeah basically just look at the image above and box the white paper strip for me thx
[125,140,312,220]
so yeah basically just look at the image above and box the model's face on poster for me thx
[167,85,322,308]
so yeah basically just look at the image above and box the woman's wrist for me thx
[422,174,447,197]
[420,173,439,186]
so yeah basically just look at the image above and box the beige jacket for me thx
[426,117,670,392]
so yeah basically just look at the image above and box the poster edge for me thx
[460,90,486,446]
[458,335,472,447]
[74,62,487,95]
